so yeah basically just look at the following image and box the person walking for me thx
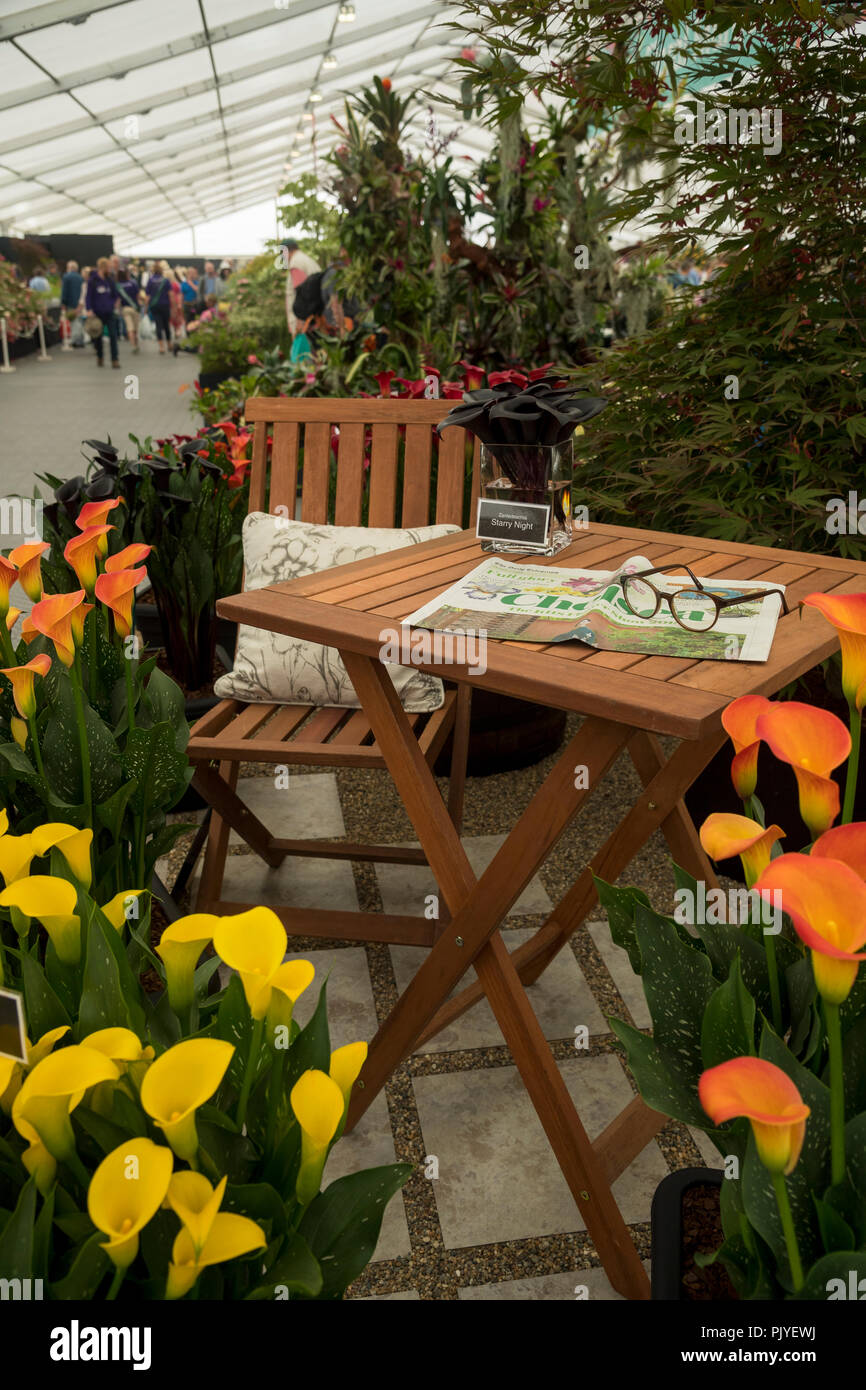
[28,267,50,292]
[169,267,185,348]
[85,257,120,367]
[116,263,141,353]
[146,260,173,353]
[180,267,199,325]
[60,260,83,328]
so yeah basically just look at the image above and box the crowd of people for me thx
[56,255,236,366]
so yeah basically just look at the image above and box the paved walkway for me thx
[0,340,200,500]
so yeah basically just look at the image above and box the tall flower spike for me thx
[88,1138,173,1270]
[699,813,785,886]
[64,525,113,593]
[756,853,866,1005]
[721,694,773,800]
[756,702,850,840]
[699,1057,809,1175]
[0,654,51,720]
[95,565,146,639]
[801,593,866,709]
[30,589,89,666]
[8,542,49,603]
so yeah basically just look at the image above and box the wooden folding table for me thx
[217,520,863,1299]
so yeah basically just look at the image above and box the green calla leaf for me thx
[0,1176,37,1279]
[700,956,756,1070]
[51,1231,111,1300]
[20,952,71,1038]
[299,1163,413,1299]
[245,1231,322,1300]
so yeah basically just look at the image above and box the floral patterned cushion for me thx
[214,513,461,710]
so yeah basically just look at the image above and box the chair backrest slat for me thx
[245,397,472,531]
[300,421,331,522]
[367,422,399,528]
[333,421,366,525]
[401,422,433,527]
[270,421,299,516]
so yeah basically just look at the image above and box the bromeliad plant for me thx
[38,429,249,691]
[0,843,409,1299]
[597,591,866,1299]
[0,508,192,898]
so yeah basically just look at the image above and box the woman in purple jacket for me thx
[85,257,120,367]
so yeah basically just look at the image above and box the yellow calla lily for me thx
[88,1138,174,1270]
[31,823,93,889]
[166,1211,266,1301]
[265,959,315,1042]
[166,1171,227,1257]
[156,914,220,1015]
[291,1069,344,1205]
[10,717,27,751]
[100,888,144,933]
[81,1028,150,1064]
[212,907,289,1020]
[0,832,35,885]
[140,1038,234,1162]
[1,1026,71,1115]
[329,1042,368,1108]
[13,1045,119,1161]
[0,808,8,837]
[0,876,81,965]
[15,1111,58,1194]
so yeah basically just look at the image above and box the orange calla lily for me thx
[95,566,146,639]
[0,556,17,620]
[8,542,49,603]
[812,823,866,879]
[0,654,52,719]
[801,593,866,709]
[699,813,785,886]
[6,607,20,632]
[756,702,850,839]
[722,695,773,800]
[699,1056,810,1175]
[30,590,90,667]
[104,543,151,574]
[64,525,113,593]
[19,613,37,646]
[756,853,866,1004]
[76,498,122,534]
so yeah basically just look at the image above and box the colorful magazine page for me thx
[404,556,785,662]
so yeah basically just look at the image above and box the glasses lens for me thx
[623,576,658,618]
[672,589,717,631]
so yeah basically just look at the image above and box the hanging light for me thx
[338,3,355,21]
[323,51,338,68]
[310,88,323,102]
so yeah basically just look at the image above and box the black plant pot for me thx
[197,369,234,392]
[651,1167,736,1301]
[434,689,567,777]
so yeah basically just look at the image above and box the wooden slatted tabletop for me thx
[218,520,862,740]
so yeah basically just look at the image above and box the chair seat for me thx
[188,691,457,769]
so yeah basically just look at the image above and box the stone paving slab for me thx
[587,918,652,1029]
[227,773,346,846]
[458,1262,651,1300]
[375,834,552,918]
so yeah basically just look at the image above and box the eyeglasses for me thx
[619,564,789,633]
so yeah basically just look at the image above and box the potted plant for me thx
[194,318,259,392]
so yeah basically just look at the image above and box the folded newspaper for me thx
[404,556,784,662]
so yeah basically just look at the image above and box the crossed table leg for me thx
[340,650,725,1300]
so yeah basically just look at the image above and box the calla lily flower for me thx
[329,1042,367,1107]
[88,1138,174,1269]
[8,542,49,602]
[76,498,122,535]
[13,1045,119,1161]
[31,822,93,888]
[812,823,866,879]
[0,1026,69,1114]
[0,654,52,720]
[30,589,90,666]
[81,1028,151,1064]
[10,716,27,751]
[757,702,850,839]
[166,1171,227,1258]
[0,876,81,964]
[0,832,36,885]
[699,813,785,886]
[140,1038,234,1162]
[19,613,37,646]
[16,1112,58,1194]
[699,1056,810,1175]
[156,914,219,1015]
[291,1069,345,1204]
[6,606,20,631]
[95,565,146,639]
[756,853,866,1004]
[99,888,144,932]
[104,543,151,573]
[801,593,866,709]
[213,908,314,1022]
[0,556,16,620]
[721,694,773,800]
[64,525,114,592]
[166,1208,266,1300]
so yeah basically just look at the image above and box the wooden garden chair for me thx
[186,397,479,944]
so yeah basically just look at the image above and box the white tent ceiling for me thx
[0,0,526,250]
